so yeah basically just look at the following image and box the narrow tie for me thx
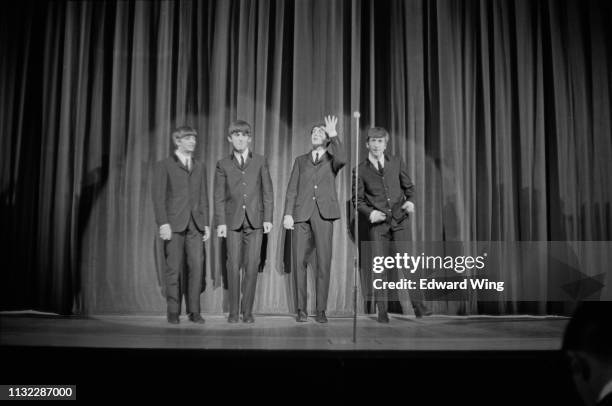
[240,155,245,169]
[314,152,319,164]
[377,160,383,175]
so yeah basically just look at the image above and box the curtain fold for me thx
[1,0,610,315]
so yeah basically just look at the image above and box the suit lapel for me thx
[230,153,241,170]
[384,154,395,175]
[364,158,379,178]
[231,151,253,170]
[370,154,390,177]
[191,160,201,176]
[311,151,329,167]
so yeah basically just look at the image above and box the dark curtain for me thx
[1,0,611,315]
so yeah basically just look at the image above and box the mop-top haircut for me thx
[172,126,198,142]
[366,126,389,141]
[228,120,252,137]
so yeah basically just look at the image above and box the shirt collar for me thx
[175,150,192,165]
[368,152,385,168]
[312,148,327,160]
[233,148,250,161]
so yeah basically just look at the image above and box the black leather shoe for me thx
[188,313,205,324]
[167,313,180,324]
[227,314,240,323]
[314,311,328,323]
[413,303,432,319]
[296,310,308,322]
[242,314,255,323]
[377,311,389,323]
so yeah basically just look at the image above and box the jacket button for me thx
[314,185,318,189]
[242,205,246,209]
[312,197,316,200]
[243,182,246,185]
[242,171,245,174]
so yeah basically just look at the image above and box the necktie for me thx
[186,158,191,171]
[314,152,319,164]
[377,160,383,174]
[240,155,245,169]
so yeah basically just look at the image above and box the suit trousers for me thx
[226,217,263,317]
[164,216,203,314]
[293,207,334,313]
[368,217,423,313]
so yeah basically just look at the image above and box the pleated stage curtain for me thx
[1,0,611,315]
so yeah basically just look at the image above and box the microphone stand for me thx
[352,111,360,343]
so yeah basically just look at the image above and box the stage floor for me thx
[0,313,568,351]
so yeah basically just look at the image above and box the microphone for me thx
[353,111,361,119]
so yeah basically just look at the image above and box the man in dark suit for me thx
[152,126,210,324]
[214,120,274,324]
[352,127,431,323]
[283,115,345,323]
[563,303,612,406]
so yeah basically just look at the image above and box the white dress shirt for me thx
[311,148,327,163]
[233,148,249,166]
[368,153,384,169]
[175,150,192,170]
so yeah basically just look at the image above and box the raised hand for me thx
[323,115,338,137]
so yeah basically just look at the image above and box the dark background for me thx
[2,1,608,401]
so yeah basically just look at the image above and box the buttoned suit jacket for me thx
[284,137,346,222]
[152,154,209,232]
[214,151,274,231]
[351,154,414,224]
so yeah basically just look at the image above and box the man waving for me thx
[284,115,346,323]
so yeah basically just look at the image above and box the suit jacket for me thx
[152,154,209,232]
[351,154,414,223]
[284,137,346,221]
[214,151,274,230]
